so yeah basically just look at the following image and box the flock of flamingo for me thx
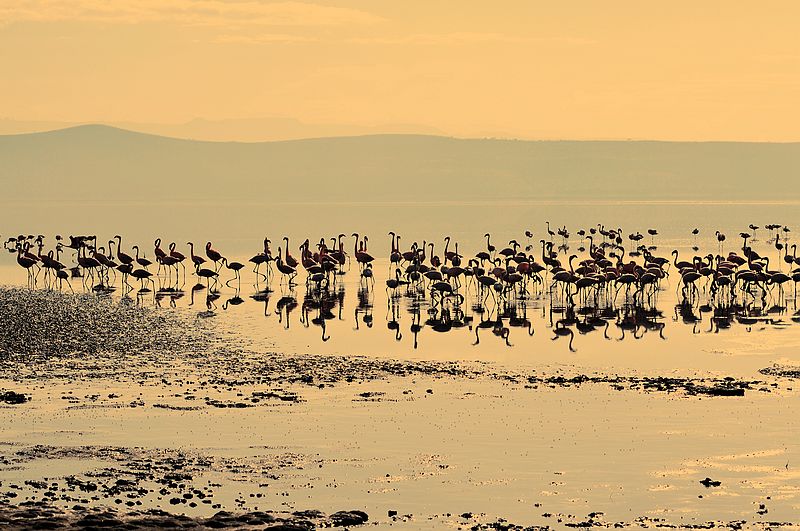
[4,223,800,349]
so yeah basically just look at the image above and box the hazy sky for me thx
[2,1,799,140]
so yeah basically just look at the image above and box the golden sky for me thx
[2,1,799,140]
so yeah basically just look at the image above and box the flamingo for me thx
[167,242,187,281]
[715,231,726,253]
[385,268,408,294]
[222,257,245,287]
[114,235,134,266]
[249,238,271,280]
[55,267,73,292]
[187,242,206,268]
[159,251,180,284]
[77,245,101,287]
[194,264,218,290]
[275,248,297,286]
[154,238,167,275]
[130,267,154,291]
[131,245,152,269]
[16,245,38,285]
[205,242,224,272]
[352,233,374,268]
[546,222,556,241]
[282,237,298,269]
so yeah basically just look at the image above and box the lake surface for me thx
[2,200,800,527]
[2,200,799,375]
[2,199,799,255]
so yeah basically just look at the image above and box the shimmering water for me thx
[2,200,799,377]
[2,199,799,256]
[3,201,800,526]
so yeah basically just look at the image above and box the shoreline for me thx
[1,287,799,528]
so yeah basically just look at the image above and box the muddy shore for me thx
[1,287,799,529]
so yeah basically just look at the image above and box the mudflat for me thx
[1,287,798,529]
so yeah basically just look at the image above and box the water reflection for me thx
[3,228,800,354]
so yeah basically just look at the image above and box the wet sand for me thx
[1,287,800,529]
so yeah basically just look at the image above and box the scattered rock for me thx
[329,510,369,527]
[0,390,28,404]
[0,504,369,530]
[760,365,800,379]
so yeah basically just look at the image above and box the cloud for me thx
[0,0,383,27]
[212,33,314,44]
[346,32,595,46]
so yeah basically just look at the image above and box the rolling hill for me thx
[1,125,799,203]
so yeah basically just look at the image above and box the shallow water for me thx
[2,202,800,527]
[2,201,799,375]
[1,199,799,256]
[2,377,799,527]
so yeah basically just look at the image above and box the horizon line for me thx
[3,123,800,146]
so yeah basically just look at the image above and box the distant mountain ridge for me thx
[1,124,799,203]
[0,118,446,142]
